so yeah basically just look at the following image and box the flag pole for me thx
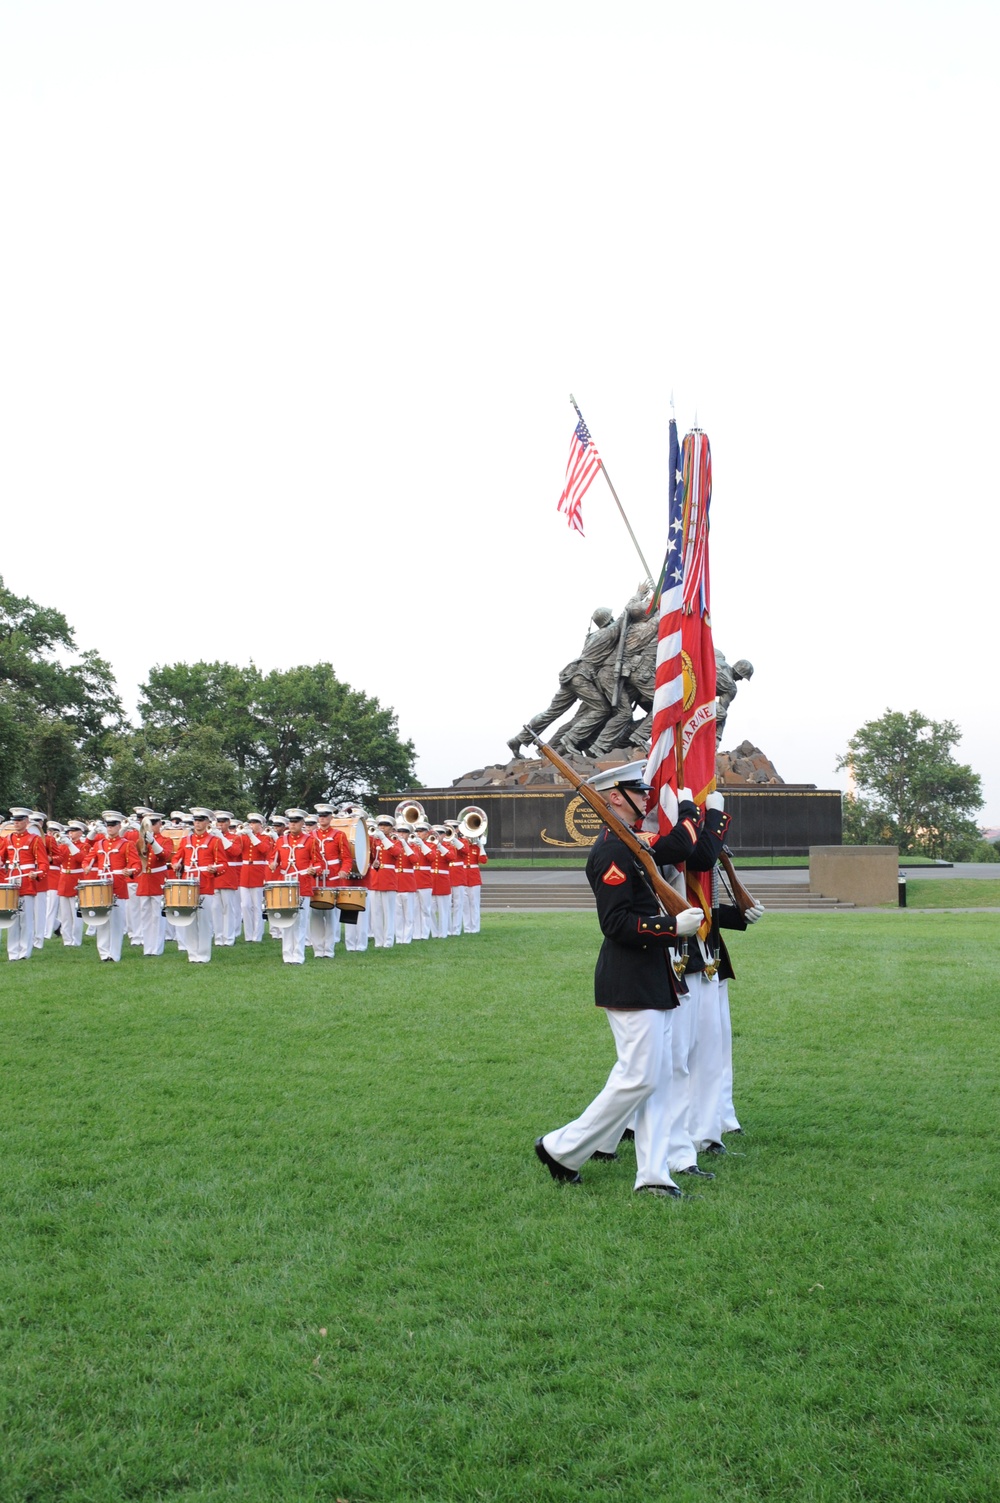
[570,394,654,583]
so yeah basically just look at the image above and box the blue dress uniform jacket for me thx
[585,813,701,1011]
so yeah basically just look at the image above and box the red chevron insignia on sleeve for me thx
[602,863,626,886]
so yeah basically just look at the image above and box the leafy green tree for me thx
[837,710,984,859]
[0,577,126,814]
[99,725,244,818]
[133,660,414,814]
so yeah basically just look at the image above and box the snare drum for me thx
[78,879,115,923]
[0,882,21,929]
[309,887,339,912]
[163,877,201,928]
[334,886,367,914]
[263,880,301,929]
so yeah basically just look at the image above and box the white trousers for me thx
[414,888,432,940]
[464,885,481,934]
[449,886,465,936]
[344,905,368,949]
[281,898,310,964]
[370,889,395,948]
[96,901,126,962]
[126,883,142,944]
[393,890,414,944]
[59,894,83,946]
[688,969,727,1149]
[664,980,702,1173]
[216,887,240,945]
[544,1008,678,1191]
[33,889,48,947]
[4,893,35,960]
[42,887,60,939]
[241,887,265,942]
[718,979,741,1133]
[139,894,166,956]
[309,903,337,958]
[186,907,213,963]
[204,893,222,940]
[431,892,451,938]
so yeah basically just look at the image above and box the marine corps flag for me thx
[679,428,716,804]
[678,427,717,929]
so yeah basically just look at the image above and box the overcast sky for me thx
[3,0,998,822]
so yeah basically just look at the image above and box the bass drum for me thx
[330,815,370,878]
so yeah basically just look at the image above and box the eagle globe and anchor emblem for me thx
[539,651,699,847]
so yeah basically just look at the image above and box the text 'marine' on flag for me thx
[557,407,602,535]
[679,427,716,807]
[679,428,717,935]
[645,416,686,836]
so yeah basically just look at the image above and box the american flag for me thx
[557,406,602,535]
[644,417,687,834]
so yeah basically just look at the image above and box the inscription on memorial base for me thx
[540,795,606,848]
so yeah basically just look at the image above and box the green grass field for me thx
[2,914,998,1502]
[905,878,1000,908]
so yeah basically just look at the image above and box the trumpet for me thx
[457,805,488,842]
[394,799,428,830]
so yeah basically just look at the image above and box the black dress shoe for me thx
[634,1184,684,1199]
[590,1150,618,1162]
[534,1138,582,1184]
[676,1165,715,1179]
[703,1141,727,1156]
[621,1128,635,1142]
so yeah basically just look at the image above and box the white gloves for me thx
[674,906,703,938]
[678,787,693,804]
[705,792,725,813]
[744,902,766,924]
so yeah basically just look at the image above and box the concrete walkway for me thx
[484,861,999,885]
[480,861,998,914]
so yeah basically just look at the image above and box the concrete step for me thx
[481,884,853,912]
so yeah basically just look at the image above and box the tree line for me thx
[837,709,997,862]
[0,576,415,817]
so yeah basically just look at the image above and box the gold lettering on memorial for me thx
[540,795,603,848]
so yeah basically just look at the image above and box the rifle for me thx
[719,847,758,916]
[527,732,692,920]
[609,609,630,711]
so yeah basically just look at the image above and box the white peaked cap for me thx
[585,758,650,793]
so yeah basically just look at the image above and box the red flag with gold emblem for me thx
[678,428,717,929]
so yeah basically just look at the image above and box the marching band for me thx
[0,801,489,965]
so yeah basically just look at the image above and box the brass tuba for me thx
[457,805,488,841]
[395,799,428,830]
